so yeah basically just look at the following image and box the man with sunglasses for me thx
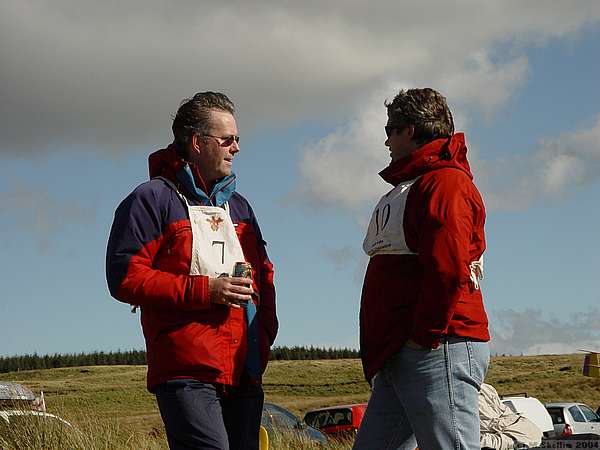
[106,92,278,450]
[354,88,490,450]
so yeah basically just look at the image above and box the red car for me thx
[304,403,367,437]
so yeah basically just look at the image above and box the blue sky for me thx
[1,1,600,357]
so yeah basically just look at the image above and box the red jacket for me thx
[360,133,489,381]
[106,145,278,390]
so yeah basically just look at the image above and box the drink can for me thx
[233,261,252,280]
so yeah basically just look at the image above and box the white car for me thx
[1,381,71,434]
[545,402,600,437]
[501,394,555,438]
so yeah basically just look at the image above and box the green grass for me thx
[1,354,599,449]
[263,359,370,415]
[485,354,600,406]
[0,404,169,450]
[0,366,162,432]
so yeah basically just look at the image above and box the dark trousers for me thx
[155,378,264,450]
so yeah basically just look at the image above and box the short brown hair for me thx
[172,92,235,146]
[385,88,454,145]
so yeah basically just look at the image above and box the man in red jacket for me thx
[353,88,490,450]
[106,92,277,450]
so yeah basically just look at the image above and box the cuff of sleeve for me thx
[187,275,211,309]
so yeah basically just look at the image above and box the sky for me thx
[1,1,600,358]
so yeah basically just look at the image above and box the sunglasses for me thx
[203,134,240,147]
[385,125,403,138]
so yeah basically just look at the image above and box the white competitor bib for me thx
[185,199,245,278]
[363,177,419,257]
[156,177,245,277]
[362,175,486,290]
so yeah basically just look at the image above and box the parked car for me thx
[304,403,367,437]
[1,381,71,437]
[500,393,555,438]
[0,381,47,415]
[261,402,328,447]
[545,402,600,437]
[0,382,36,404]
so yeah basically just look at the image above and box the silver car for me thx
[545,402,600,437]
[261,402,328,447]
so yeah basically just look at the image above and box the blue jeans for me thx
[155,378,264,450]
[353,337,489,450]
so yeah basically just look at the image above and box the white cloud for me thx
[297,96,600,213]
[481,114,600,210]
[296,85,394,212]
[489,308,600,355]
[1,0,599,155]
[294,59,527,213]
[439,52,531,121]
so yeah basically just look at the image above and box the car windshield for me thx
[305,408,352,427]
[263,404,300,430]
[0,383,35,402]
[262,403,327,445]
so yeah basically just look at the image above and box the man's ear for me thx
[405,124,415,141]
[191,133,203,151]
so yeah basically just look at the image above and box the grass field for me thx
[1,354,599,448]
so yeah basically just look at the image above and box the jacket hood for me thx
[148,144,184,180]
[379,133,473,186]
[147,143,236,206]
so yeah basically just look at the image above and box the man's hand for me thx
[209,277,253,309]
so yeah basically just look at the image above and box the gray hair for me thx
[385,88,454,145]
[172,92,235,146]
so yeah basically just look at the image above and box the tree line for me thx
[0,350,147,373]
[0,346,360,373]
[270,346,359,360]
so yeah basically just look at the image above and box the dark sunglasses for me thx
[385,125,401,138]
[203,134,240,146]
